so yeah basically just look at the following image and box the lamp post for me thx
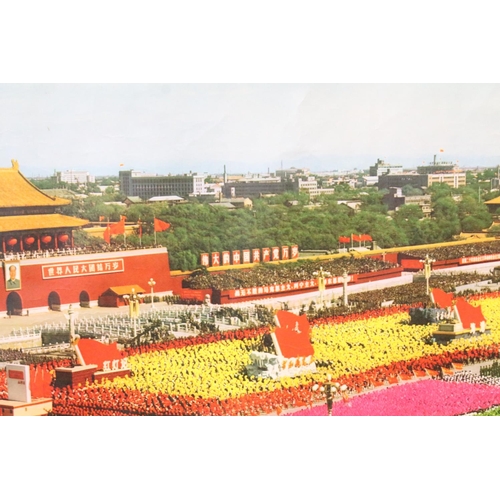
[420,254,436,296]
[123,288,142,337]
[313,266,331,305]
[66,303,78,344]
[312,373,347,416]
[341,270,349,307]
[148,278,156,309]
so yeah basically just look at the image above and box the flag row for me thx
[102,217,170,243]
[339,234,373,244]
[201,245,299,268]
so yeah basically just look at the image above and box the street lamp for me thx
[312,373,347,416]
[148,278,156,309]
[123,288,143,337]
[313,266,331,305]
[341,270,349,307]
[420,254,436,296]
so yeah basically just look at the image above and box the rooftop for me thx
[0,160,71,209]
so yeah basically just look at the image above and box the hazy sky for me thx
[2,83,500,178]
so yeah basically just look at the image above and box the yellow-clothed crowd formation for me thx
[99,297,500,400]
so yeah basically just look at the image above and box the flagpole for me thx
[154,229,157,246]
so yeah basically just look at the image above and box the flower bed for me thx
[287,379,500,416]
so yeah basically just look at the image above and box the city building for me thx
[119,170,206,199]
[296,177,336,198]
[382,187,431,216]
[56,170,96,184]
[369,158,404,177]
[275,167,310,179]
[377,173,429,191]
[427,171,466,189]
[221,175,294,199]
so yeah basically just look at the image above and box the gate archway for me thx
[79,290,90,308]
[48,291,61,311]
[6,292,22,316]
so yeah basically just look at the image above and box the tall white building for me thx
[58,170,96,184]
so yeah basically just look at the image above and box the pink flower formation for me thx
[287,379,500,416]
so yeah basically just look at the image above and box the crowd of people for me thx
[402,240,500,261]
[183,257,398,290]
[305,271,487,322]
[0,243,161,261]
[43,293,500,415]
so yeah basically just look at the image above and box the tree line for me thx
[60,179,496,271]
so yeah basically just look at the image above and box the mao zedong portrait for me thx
[6,264,21,290]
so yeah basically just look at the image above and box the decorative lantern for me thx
[24,236,35,246]
[41,235,52,244]
[58,234,69,243]
[7,238,17,247]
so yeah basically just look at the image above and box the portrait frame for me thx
[4,261,22,291]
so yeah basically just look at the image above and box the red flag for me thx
[154,218,171,232]
[120,215,127,222]
[361,234,372,242]
[431,288,454,309]
[76,338,125,371]
[352,234,361,242]
[455,298,486,330]
[99,215,105,222]
[109,219,125,235]
[273,310,314,358]
[103,225,111,244]
[339,236,350,244]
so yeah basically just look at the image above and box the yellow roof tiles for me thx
[0,213,88,233]
[0,161,70,208]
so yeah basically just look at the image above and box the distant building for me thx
[362,176,379,187]
[276,167,310,179]
[147,195,185,205]
[222,175,294,199]
[57,170,95,184]
[119,170,206,199]
[124,196,143,207]
[427,171,466,189]
[417,161,458,174]
[378,173,429,191]
[337,200,362,214]
[383,187,431,216]
[218,197,253,209]
[484,195,500,214]
[296,177,335,198]
[369,159,403,177]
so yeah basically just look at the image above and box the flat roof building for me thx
[119,170,206,199]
